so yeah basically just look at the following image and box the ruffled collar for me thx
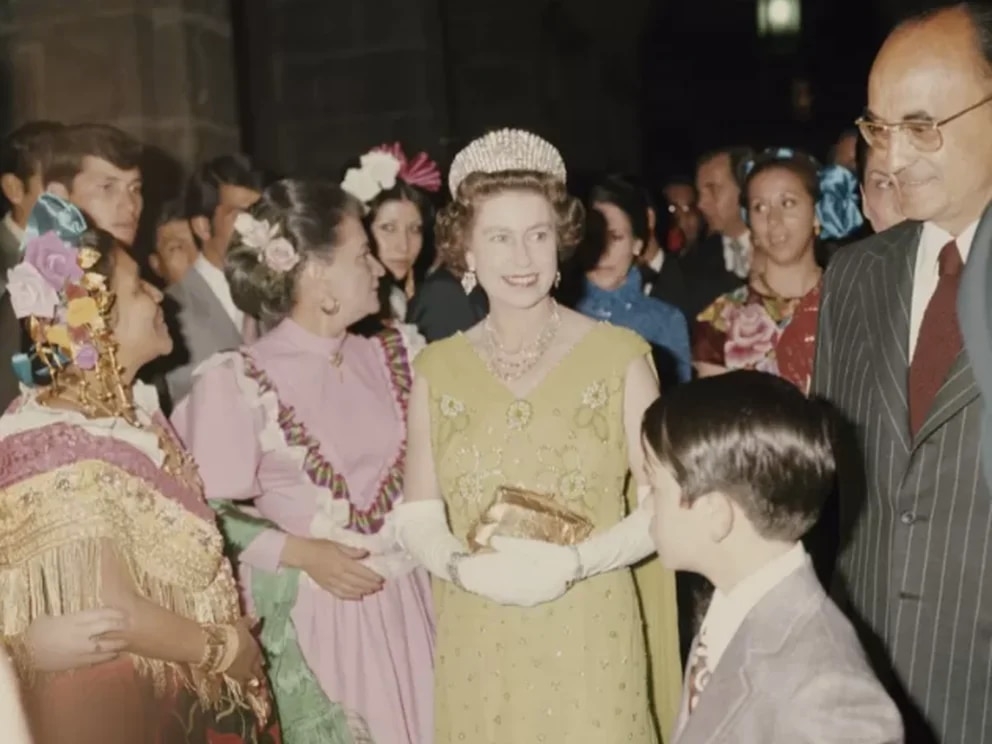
[0,380,165,466]
[271,318,348,358]
[583,268,643,306]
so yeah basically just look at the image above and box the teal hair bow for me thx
[20,192,88,253]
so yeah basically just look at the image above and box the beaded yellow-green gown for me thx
[415,324,681,744]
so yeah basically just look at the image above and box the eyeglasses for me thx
[855,93,992,152]
[667,203,694,214]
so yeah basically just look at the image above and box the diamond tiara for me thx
[448,129,567,197]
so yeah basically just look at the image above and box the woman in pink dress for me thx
[172,179,434,744]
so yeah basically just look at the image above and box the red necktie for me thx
[908,240,964,435]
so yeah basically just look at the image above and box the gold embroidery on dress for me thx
[0,459,258,712]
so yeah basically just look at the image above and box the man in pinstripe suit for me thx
[813,4,992,743]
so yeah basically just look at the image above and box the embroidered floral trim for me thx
[238,328,411,535]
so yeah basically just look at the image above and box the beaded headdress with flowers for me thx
[341,142,442,207]
[6,193,131,416]
[447,129,567,198]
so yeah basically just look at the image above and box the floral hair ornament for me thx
[341,143,441,205]
[7,193,124,407]
[740,147,864,240]
[233,212,299,273]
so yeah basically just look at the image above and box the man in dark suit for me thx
[680,147,752,318]
[637,182,692,321]
[812,5,992,742]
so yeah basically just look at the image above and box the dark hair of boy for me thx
[642,369,836,541]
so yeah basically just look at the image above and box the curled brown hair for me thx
[434,170,584,277]
[225,179,363,327]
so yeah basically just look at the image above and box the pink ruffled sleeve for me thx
[170,357,288,572]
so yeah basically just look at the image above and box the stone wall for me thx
[0,0,240,181]
[242,0,650,180]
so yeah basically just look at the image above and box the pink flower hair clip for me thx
[233,212,300,273]
[373,142,442,193]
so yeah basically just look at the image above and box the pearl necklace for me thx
[483,302,561,382]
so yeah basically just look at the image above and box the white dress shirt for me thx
[193,253,243,330]
[722,231,751,279]
[642,250,665,296]
[696,543,808,673]
[909,220,976,357]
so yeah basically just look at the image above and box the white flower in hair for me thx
[234,212,278,249]
[359,151,401,190]
[341,167,381,203]
[233,211,299,273]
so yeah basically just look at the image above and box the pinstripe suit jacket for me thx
[812,220,991,744]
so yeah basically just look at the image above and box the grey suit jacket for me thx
[164,267,243,404]
[959,200,992,492]
[812,221,992,744]
[672,561,903,744]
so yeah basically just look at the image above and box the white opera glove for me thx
[388,500,466,581]
[490,489,656,585]
[573,503,655,578]
[390,500,574,606]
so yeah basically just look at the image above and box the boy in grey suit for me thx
[642,370,903,744]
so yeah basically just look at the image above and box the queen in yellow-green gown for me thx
[414,322,682,743]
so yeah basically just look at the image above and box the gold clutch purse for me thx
[467,485,595,552]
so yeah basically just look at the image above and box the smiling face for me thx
[110,247,172,376]
[370,198,424,281]
[867,8,992,233]
[861,149,905,233]
[746,165,817,268]
[466,191,558,309]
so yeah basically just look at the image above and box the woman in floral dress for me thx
[693,148,863,392]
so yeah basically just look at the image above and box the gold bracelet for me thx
[215,624,240,674]
[197,624,227,673]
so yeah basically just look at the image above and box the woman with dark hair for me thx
[693,148,863,392]
[342,143,441,323]
[0,194,277,743]
[575,174,691,389]
[172,178,434,744]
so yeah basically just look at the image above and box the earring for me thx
[461,269,477,294]
[554,270,561,289]
[814,222,822,237]
[324,298,340,315]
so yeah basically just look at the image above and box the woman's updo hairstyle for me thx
[435,170,585,278]
[225,179,363,327]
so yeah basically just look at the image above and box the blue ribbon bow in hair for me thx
[20,191,88,252]
[815,164,863,240]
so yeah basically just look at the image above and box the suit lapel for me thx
[862,221,920,457]
[184,267,243,344]
[676,563,824,744]
[912,341,979,448]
